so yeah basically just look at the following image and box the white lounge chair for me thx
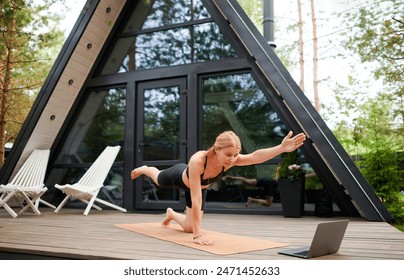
[54,145,127,215]
[0,149,50,218]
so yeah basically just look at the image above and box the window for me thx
[54,88,126,163]
[99,0,237,74]
[202,73,286,205]
[46,88,126,207]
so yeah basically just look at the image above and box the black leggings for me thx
[157,163,207,210]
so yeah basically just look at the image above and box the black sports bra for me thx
[186,156,225,185]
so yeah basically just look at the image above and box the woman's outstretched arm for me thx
[235,131,306,166]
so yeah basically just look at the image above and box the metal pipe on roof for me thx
[263,0,276,48]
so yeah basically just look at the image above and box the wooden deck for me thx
[0,207,403,260]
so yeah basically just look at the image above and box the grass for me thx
[396,224,404,232]
[395,191,404,232]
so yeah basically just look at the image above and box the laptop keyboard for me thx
[295,250,309,256]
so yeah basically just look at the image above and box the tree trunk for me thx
[0,3,17,167]
[297,0,305,92]
[0,59,5,167]
[311,0,320,112]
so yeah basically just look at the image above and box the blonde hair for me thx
[208,131,241,154]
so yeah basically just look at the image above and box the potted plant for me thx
[277,151,306,217]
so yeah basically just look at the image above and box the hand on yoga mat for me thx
[193,235,214,246]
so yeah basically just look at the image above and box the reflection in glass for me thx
[99,0,237,75]
[202,73,286,205]
[140,0,210,30]
[46,88,126,208]
[202,73,285,152]
[46,166,124,208]
[143,86,180,161]
[117,23,237,72]
[55,88,126,163]
[208,164,279,208]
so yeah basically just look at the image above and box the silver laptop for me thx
[278,219,349,259]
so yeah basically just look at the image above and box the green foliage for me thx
[278,150,302,180]
[0,0,65,165]
[285,164,305,182]
[362,150,404,223]
[343,0,403,129]
[236,0,263,33]
[336,94,404,223]
[305,175,323,190]
[346,1,403,85]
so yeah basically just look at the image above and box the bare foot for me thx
[161,208,174,227]
[245,197,252,207]
[131,165,147,179]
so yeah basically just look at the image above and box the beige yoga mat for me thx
[114,222,288,255]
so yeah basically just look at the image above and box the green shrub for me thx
[361,150,404,224]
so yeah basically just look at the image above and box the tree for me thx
[0,0,65,166]
[330,1,403,223]
[310,0,320,112]
[343,0,403,132]
[237,0,264,33]
[357,96,404,223]
[331,84,404,223]
[297,0,305,92]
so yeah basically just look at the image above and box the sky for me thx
[59,0,85,37]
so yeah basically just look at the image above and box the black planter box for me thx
[278,179,305,218]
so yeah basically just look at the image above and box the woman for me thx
[131,130,306,245]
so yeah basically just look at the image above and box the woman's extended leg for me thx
[131,165,160,185]
[161,206,200,233]
[245,196,273,207]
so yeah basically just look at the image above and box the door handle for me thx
[138,142,149,153]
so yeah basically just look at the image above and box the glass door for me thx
[134,78,187,210]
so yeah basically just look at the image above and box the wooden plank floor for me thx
[0,207,403,260]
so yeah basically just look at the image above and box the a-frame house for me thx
[0,0,392,221]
